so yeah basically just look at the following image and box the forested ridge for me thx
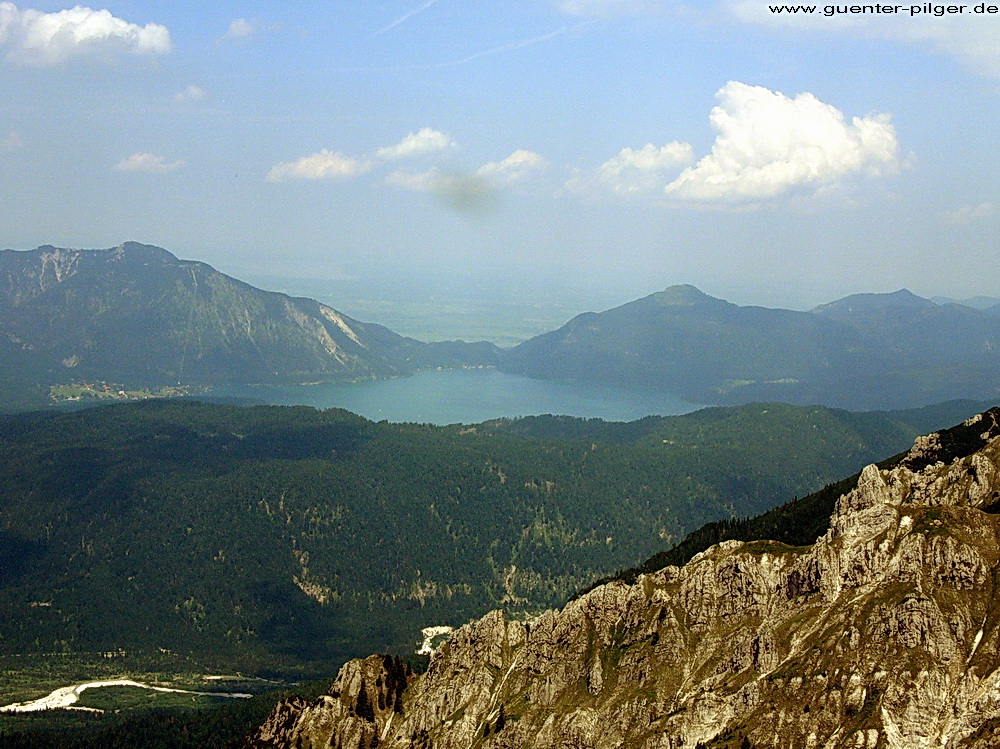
[0,398,989,678]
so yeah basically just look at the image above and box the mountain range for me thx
[5,242,1000,412]
[931,295,1000,309]
[6,241,1000,746]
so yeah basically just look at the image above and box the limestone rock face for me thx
[244,409,1000,749]
[247,654,414,749]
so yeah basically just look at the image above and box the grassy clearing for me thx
[0,652,277,707]
[49,382,197,402]
[0,679,332,748]
[74,685,238,712]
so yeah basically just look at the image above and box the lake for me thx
[205,369,699,425]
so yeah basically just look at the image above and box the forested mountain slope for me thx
[501,285,1000,410]
[0,242,496,394]
[0,399,986,676]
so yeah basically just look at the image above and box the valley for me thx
[5,398,977,676]
[4,243,1000,747]
[0,392,995,746]
[1,679,253,714]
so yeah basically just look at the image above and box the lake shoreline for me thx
[202,368,701,425]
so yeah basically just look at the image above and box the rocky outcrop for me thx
[245,409,1000,749]
[247,655,414,749]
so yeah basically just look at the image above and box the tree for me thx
[355,683,375,722]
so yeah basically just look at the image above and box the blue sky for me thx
[1,0,998,310]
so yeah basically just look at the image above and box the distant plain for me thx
[241,274,625,347]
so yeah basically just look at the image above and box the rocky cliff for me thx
[243,408,1000,748]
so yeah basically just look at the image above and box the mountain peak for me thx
[812,288,935,314]
[0,240,500,387]
[652,284,715,306]
[885,288,929,303]
[110,241,179,263]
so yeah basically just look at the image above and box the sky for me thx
[0,0,999,313]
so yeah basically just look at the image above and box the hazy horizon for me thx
[1,1,998,313]
[6,238,998,345]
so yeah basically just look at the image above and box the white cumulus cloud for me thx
[564,142,694,197]
[476,149,548,183]
[266,134,536,198]
[375,128,455,161]
[727,0,1000,78]
[266,129,452,184]
[266,150,372,182]
[387,150,546,210]
[115,152,185,173]
[664,81,899,202]
[222,18,255,41]
[943,201,995,225]
[174,84,206,104]
[0,2,170,65]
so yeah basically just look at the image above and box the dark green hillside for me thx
[812,289,1000,366]
[503,285,876,399]
[480,399,991,450]
[501,285,1000,410]
[0,398,989,678]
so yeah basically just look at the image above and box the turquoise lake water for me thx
[206,369,700,425]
